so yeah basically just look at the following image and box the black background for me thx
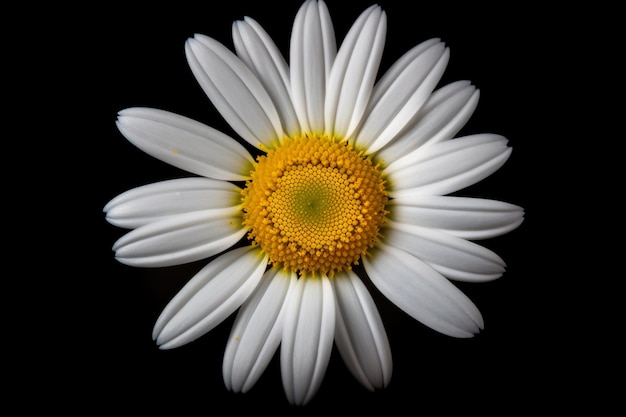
[41,0,615,414]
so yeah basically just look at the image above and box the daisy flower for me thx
[105,0,524,405]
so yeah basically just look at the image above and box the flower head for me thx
[105,0,523,405]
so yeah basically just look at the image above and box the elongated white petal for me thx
[281,275,335,405]
[388,195,524,240]
[325,5,386,139]
[223,269,297,393]
[233,18,300,137]
[385,134,512,198]
[377,81,479,165]
[104,178,241,229]
[290,0,336,134]
[355,39,449,154]
[186,35,284,148]
[332,270,392,391]
[363,242,483,337]
[116,108,254,181]
[384,220,505,282]
[112,208,246,267]
[153,246,269,349]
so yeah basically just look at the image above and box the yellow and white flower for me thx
[105,0,523,405]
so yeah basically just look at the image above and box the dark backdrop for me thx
[60,0,608,413]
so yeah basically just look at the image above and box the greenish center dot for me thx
[292,184,331,224]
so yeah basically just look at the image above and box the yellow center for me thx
[241,134,388,276]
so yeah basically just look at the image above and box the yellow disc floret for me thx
[241,134,388,276]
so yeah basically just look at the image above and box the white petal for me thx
[112,208,246,267]
[186,35,284,148]
[290,0,336,134]
[354,39,449,154]
[281,275,335,405]
[388,195,524,240]
[384,220,506,282]
[385,134,512,198]
[223,268,297,393]
[325,5,386,139]
[104,178,241,229]
[377,81,479,165]
[153,246,269,349]
[233,18,301,137]
[332,270,392,391]
[363,242,483,337]
[116,108,254,181]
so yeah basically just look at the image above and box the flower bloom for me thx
[105,0,524,405]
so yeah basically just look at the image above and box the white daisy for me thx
[105,0,523,405]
